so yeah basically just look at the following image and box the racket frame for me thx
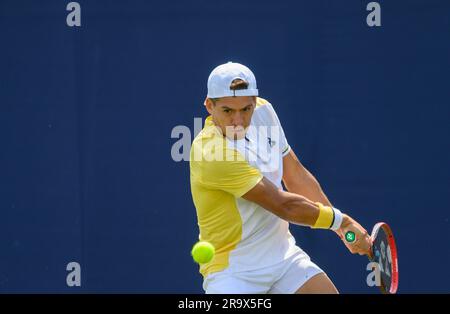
[370,222,399,294]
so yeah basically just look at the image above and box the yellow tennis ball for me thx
[191,241,215,264]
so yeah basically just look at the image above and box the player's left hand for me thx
[336,214,372,257]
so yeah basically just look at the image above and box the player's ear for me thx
[205,98,214,114]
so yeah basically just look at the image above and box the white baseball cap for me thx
[207,62,258,98]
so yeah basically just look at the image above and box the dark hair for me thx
[211,78,249,104]
[229,78,249,90]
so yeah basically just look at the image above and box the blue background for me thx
[1,0,449,293]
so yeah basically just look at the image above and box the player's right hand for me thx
[337,214,372,257]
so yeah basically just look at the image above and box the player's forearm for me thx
[278,191,321,226]
[243,176,341,230]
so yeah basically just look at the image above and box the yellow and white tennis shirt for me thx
[190,97,301,278]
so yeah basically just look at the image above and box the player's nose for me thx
[231,112,244,127]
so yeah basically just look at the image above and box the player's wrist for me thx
[330,207,344,231]
[311,202,344,230]
[337,214,351,230]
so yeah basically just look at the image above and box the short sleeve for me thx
[191,145,263,198]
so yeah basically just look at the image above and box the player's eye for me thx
[223,109,231,113]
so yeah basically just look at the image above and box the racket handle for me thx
[345,231,356,243]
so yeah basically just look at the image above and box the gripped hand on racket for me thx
[336,214,373,257]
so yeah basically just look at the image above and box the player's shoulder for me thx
[256,97,271,108]
[190,124,237,166]
[191,121,223,151]
[254,97,281,125]
[255,97,278,114]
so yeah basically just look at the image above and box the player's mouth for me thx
[225,125,247,140]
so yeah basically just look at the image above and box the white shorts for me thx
[203,249,324,294]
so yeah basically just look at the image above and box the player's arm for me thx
[242,177,372,256]
[282,149,333,208]
[244,177,330,227]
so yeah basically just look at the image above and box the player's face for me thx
[205,96,256,140]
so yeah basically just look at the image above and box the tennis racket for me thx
[345,222,399,294]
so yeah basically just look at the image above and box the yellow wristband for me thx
[312,202,334,229]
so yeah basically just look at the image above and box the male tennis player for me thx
[190,62,372,294]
